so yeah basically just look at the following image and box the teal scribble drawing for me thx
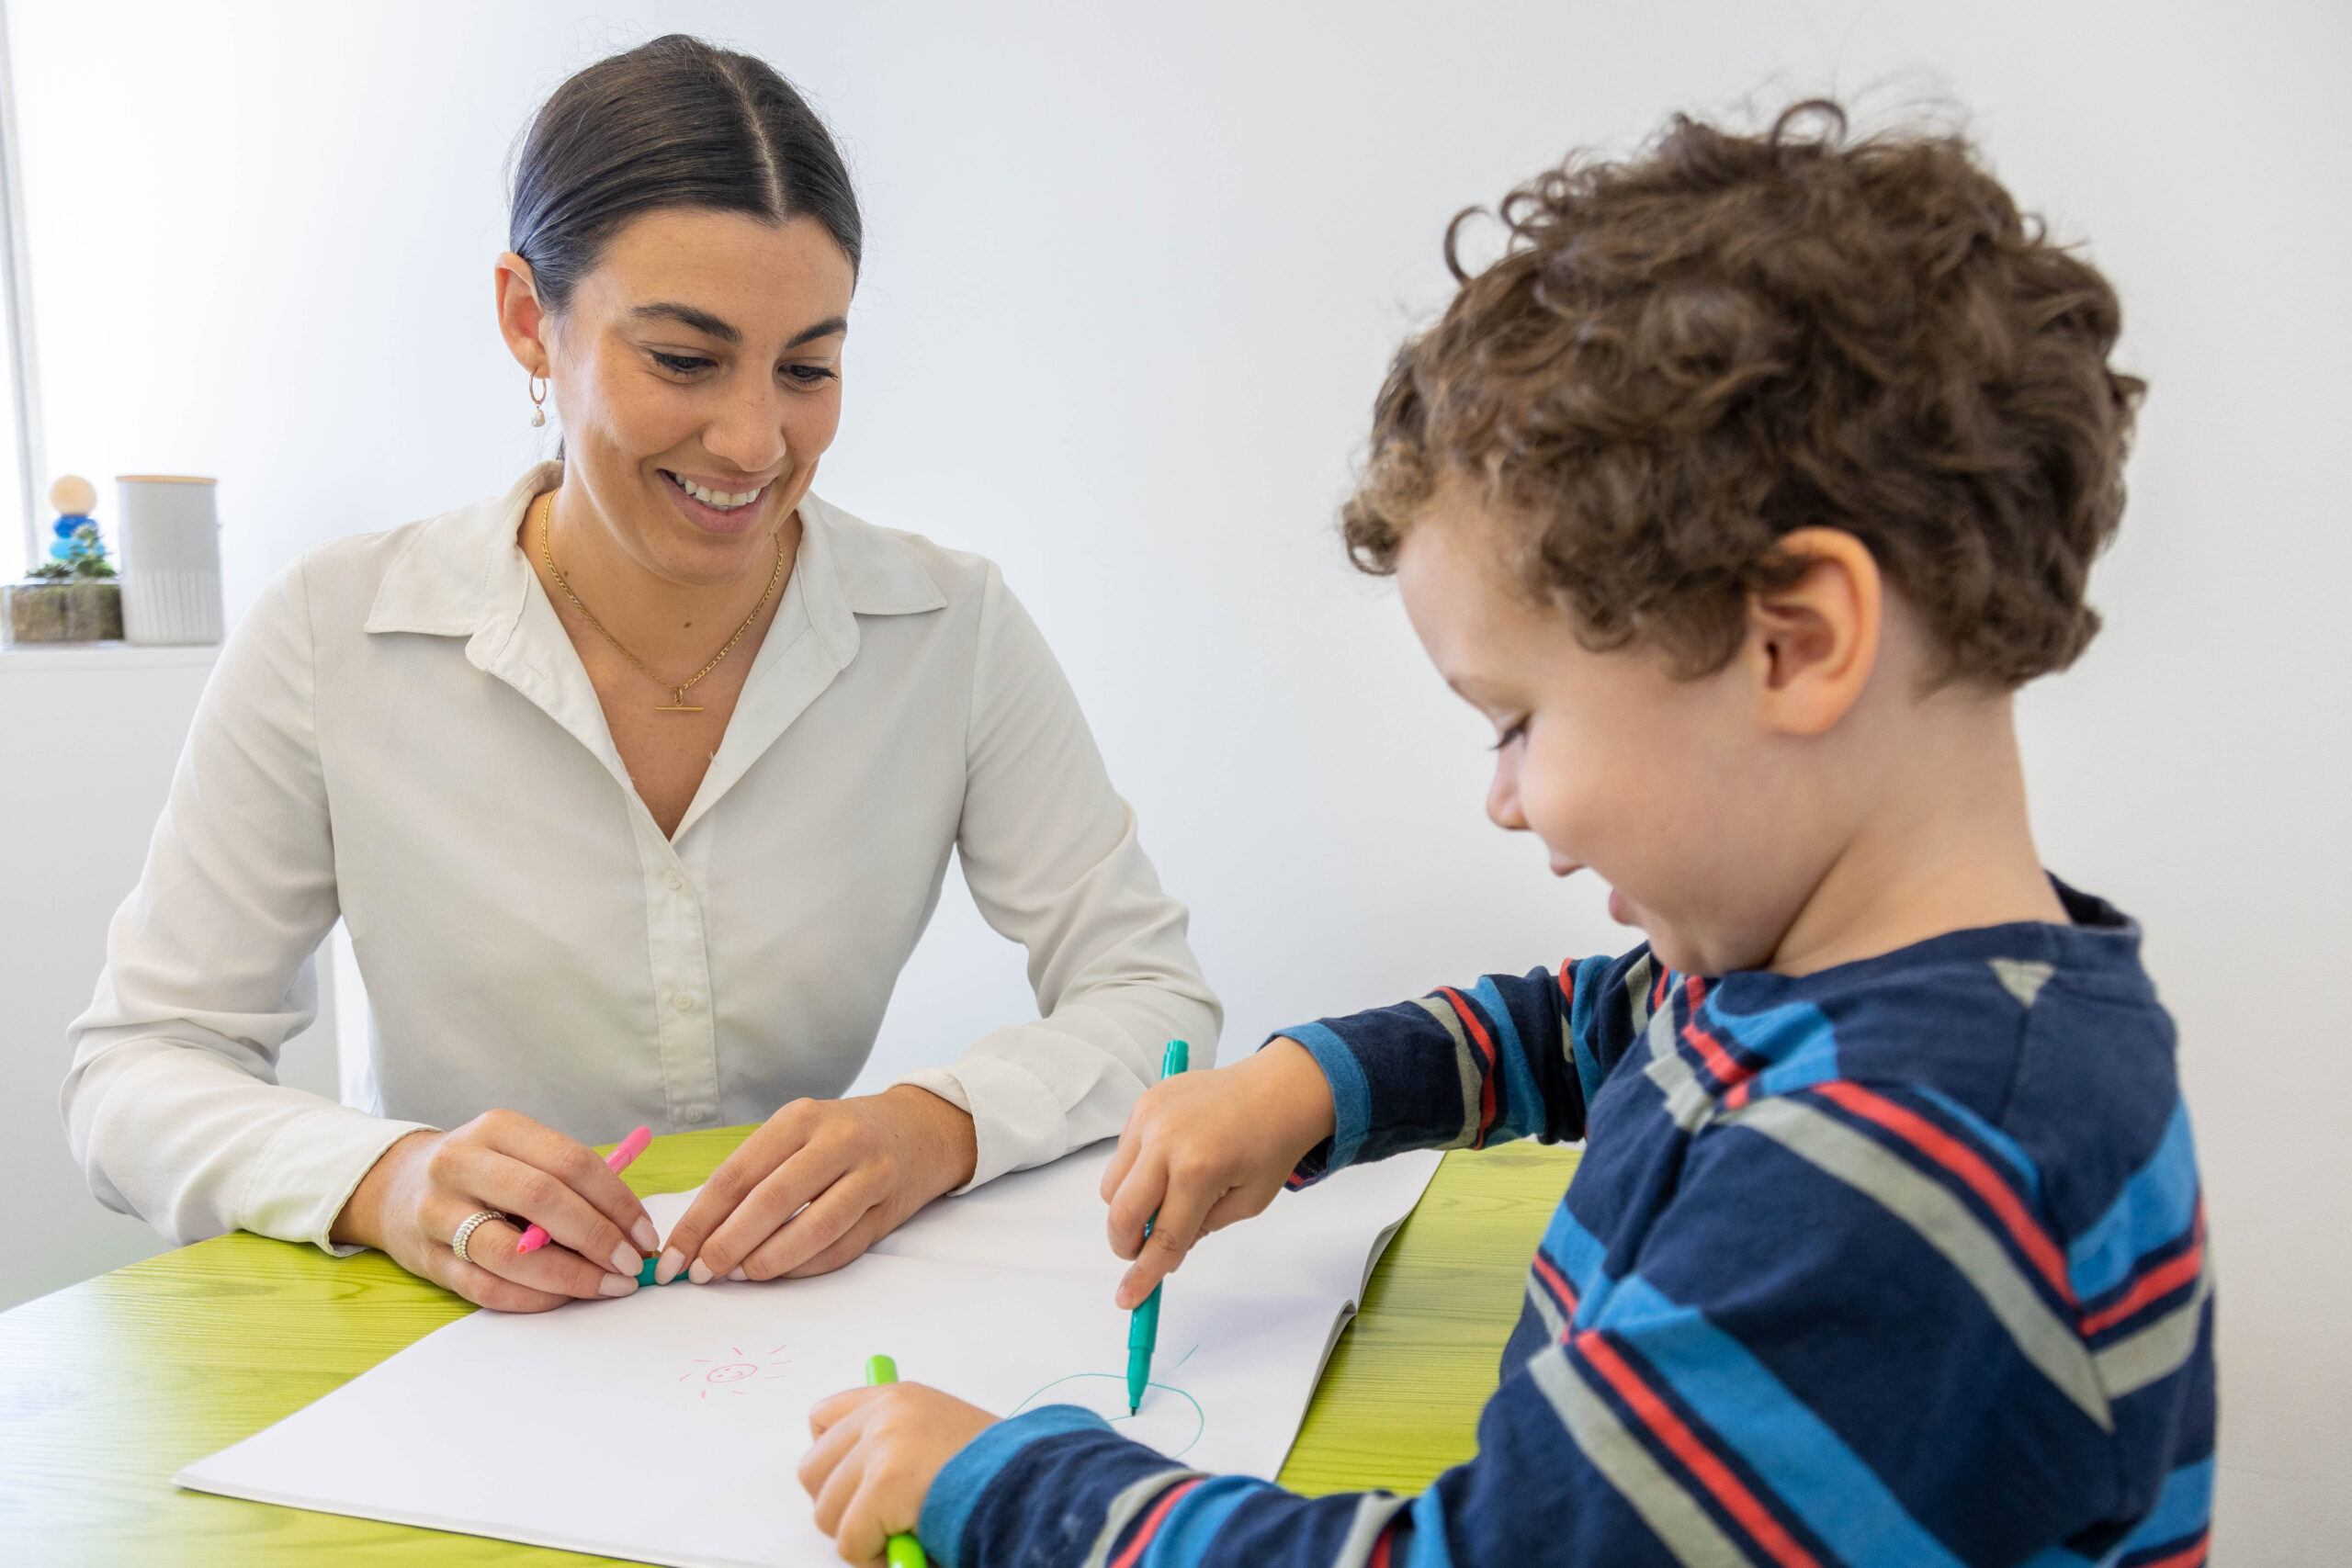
[1011,1344,1205,1459]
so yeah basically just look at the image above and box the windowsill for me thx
[0,640,220,672]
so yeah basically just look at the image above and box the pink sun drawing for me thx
[678,1344,793,1399]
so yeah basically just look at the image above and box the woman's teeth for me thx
[668,473,763,511]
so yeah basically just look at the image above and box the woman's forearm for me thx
[927,567,1223,1186]
[64,1021,428,1248]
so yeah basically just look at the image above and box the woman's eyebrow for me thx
[628,302,848,350]
[784,315,848,348]
[630,301,741,343]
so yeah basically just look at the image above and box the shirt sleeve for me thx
[1272,953,1631,1184]
[60,556,431,1251]
[890,565,1222,1189]
[923,1074,2158,1568]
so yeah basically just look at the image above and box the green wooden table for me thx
[0,1129,1577,1562]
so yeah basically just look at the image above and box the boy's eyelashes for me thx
[1488,717,1529,752]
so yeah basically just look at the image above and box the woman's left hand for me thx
[654,1085,978,1285]
[800,1382,998,1565]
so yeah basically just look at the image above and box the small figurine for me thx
[47,474,101,564]
[5,474,123,641]
[28,476,115,582]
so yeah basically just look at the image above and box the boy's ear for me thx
[1741,526,1882,737]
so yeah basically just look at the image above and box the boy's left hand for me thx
[801,1382,998,1564]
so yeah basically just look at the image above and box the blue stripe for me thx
[921,1404,1109,1568]
[2118,1457,2213,1553]
[1549,1202,1622,1329]
[1398,1483,1458,1568]
[2010,1479,2211,1568]
[2068,1103,2198,1301]
[1137,1474,1268,1566]
[1540,1203,1611,1300]
[1280,1022,1371,1172]
[1473,976,1545,1143]
[1589,1274,1966,1568]
[1914,1086,2042,1201]
[1702,996,1831,1066]
[1703,998,1838,1102]
[1568,954,1612,1107]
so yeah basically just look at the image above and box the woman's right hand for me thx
[330,1110,660,1312]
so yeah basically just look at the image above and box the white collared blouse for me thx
[62,464,1219,1250]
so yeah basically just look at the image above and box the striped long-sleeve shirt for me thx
[917,882,2215,1568]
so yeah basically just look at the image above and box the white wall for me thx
[0,648,345,1309]
[3,2,2344,1558]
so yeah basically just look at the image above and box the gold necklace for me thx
[535,491,786,713]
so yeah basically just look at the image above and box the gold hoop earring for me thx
[528,374,548,428]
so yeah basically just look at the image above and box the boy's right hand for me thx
[1100,1037,1337,1309]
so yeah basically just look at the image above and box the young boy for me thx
[797,102,2212,1568]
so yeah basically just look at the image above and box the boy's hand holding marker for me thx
[1100,1038,1336,1310]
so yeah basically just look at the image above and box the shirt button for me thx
[666,873,683,891]
[684,1106,711,1124]
[673,994,696,1011]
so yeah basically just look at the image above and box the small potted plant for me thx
[4,476,124,643]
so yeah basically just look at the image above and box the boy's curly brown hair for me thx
[1342,101,2144,688]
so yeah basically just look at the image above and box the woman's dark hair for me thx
[510,34,862,312]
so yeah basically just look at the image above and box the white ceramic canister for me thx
[116,474,224,645]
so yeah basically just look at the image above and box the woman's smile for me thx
[656,467,775,534]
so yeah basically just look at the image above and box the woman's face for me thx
[501,207,856,588]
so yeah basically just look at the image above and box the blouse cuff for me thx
[241,1104,436,1255]
[892,1048,1065,1192]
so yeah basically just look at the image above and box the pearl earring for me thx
[528,374,548,428]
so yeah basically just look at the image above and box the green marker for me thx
[1126,1039,1191,1415]
[863,1355,929,1568]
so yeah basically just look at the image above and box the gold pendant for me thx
[657,688,704,713]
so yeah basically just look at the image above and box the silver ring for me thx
[451,1209,504,1264]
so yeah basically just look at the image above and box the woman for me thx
[62,36,1217,1313]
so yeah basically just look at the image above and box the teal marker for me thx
[863,1355,928,1568]
[1126,1039,1191,1415]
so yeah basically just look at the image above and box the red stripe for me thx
[1575,1332,1823,1568]
[2080,1210,2205,1336]
[1366,1521,1396,1568]
[1530,1249,1580,1327]
[1678,977,1760,1092]
[1106,1477,1205,1568]
[2132,1530,2209,1568]
[1439,987,1499,1140]
[1723,1080,1754,1111]
[1815,1080,2075,1303]
[1653,969,1669,1010]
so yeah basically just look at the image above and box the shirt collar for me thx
[363,462,948,651]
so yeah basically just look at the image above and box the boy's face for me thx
[1395,484,1845,976]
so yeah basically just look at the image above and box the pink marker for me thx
[514,1125,653,1255]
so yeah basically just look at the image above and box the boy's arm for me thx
[924,1076,2206,1568]
[1282,954,1624,1184]
[1101,953,1637,1310]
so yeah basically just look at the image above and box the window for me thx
[0,3,41,581]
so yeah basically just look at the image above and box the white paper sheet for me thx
[180,1254,1345,1568]
[639,1144,1443,1309]
[179,1147,1442,1567]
